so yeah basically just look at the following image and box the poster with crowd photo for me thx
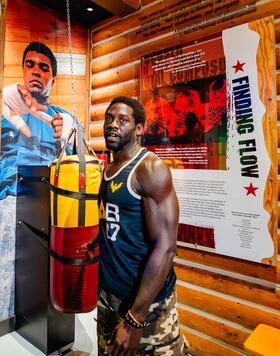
[140,17,277,264]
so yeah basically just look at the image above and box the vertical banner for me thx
[0,0,88,321]
[140,17,277,264]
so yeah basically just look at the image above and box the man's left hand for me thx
[52,113,63,138]
[109,321,142,355]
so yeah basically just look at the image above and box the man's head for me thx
[209,77,226,104]
[152,87,160,102]
[104,96,146,152]
[22,42,57,103]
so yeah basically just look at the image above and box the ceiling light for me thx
[86,7,94,12]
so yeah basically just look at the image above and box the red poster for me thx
[141,34,227,172]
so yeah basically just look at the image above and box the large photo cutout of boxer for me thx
[0,0,88,321]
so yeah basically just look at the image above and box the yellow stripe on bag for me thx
[50,155,102,228]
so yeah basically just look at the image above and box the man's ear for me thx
[51,78,55,86]
[136,123,144,136]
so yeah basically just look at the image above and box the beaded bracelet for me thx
[124,309,147,329]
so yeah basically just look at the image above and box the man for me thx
[0,41,71,321]
[0,41,71,199]
[84,96,187,355]
[143,87,172,145]
[174,86,203,138]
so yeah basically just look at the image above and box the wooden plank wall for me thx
[2,0,89,132]
[90,0,280,354]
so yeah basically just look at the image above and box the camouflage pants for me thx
[97,287,188,355]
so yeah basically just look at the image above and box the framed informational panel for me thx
[141,17,277,265]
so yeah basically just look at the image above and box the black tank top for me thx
[98,147,176,303]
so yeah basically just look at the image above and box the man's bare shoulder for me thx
[135,152,172,197]
[139,152,167,172]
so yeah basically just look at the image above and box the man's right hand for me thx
[109,321,143,355]
[17,84,47,114]
[78,237,98,258]
[52,114,63,139]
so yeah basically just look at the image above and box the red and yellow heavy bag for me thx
[49,126,102,313]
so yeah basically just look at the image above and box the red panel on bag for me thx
[50,225,99,313]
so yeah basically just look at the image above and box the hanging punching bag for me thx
[49,126,102,313]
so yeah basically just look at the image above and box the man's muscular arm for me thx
[131,155,179,320]
[111,155,179,355]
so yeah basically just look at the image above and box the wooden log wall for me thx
[2,0,89,132]
[90,0,280,354]
[0,0,7,147]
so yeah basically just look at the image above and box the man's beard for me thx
[105,134,133,152]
